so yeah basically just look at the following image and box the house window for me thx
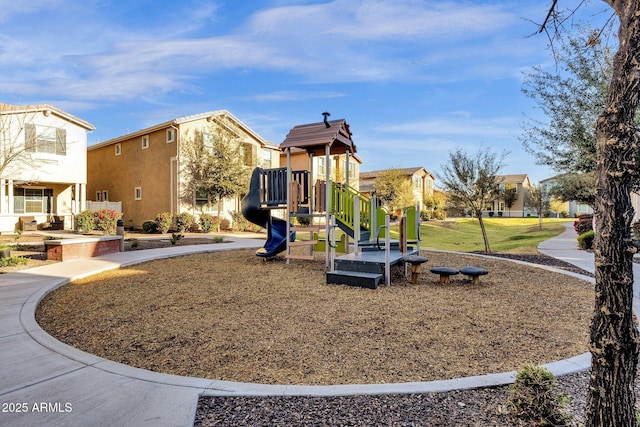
[24,124,66,155]
[134,187,142,200]
[96,191,102,201]
[166,128,176,143]
[414,176,422,190]
[142,135,150,149]
[318,157,325,176]
[261,150,272,168]
[345,161,356,179]
[102,190,108,201]
[13,188,50,213]
[115,143,122,156]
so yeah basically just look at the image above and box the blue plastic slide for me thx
[241,168,295,257]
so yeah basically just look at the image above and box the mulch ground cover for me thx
[36,248,593,385]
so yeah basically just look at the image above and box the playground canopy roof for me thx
[280,119,356,156]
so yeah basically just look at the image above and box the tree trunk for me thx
[216,199,223,233]
[477,215,491,253]
[587,2,640,425]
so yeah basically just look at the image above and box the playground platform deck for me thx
[335,247,419,265]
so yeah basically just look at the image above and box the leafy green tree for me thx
[438,147,506,253]
[180,119,250,231]
[373,168,417,213]
[525,184,551,229]
[520,26,614,205]
[548,172,596,206]
[502,187,519,218]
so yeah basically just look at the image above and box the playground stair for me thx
[326,257,385,289]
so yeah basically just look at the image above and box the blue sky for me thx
[0,0,615,184]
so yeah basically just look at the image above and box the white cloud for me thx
[247,90,347,102]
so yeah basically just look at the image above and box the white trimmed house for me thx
[0,104,95,232]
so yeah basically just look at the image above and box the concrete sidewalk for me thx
[0,228,604,426]
[539,222,640,315]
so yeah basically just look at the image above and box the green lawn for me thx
[412,217,572,254]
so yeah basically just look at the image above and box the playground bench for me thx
[430,266,459,284]
[403,255,429,284]
[459,266,488,285]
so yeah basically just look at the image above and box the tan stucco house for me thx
[359,167,435,212]
[87,110,279,229]
[486,174,533,217]
[0,104,95,232]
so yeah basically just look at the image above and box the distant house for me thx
[540,175,593,218]
[0,104,95,232]
[485,174,532,217]
[359,167,435,212]
[87,110,279,229]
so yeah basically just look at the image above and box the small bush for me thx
[174,212,195,233]
[155,212,173,234]
[170,232,183,245]
[577,230,595,250]
[231,211,250,232]
[198,214,218,233]
[0,256,28,267]
[573,214,593,234]
[230,211,261,232]
[142,220,159,234]
[128,238,139,249]
[75,210,96,233]
[508,363,570,426]
[95,209,121,235]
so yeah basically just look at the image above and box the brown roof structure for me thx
[280,119,356,156]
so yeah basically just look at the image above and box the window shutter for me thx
[56,128,66,155]
[25,124,36,152]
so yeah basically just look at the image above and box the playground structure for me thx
[241,115,421,288]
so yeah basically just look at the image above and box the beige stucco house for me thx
[0,104,95,232]
[486,174,533,217]
[87,110,279,229]
[359,167,435,212]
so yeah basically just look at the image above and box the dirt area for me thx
[36,248,594,386]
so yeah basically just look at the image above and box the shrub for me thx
[577,230,595,250]
[508,363,570,426]
[95,209,121,235]
[230,211,260,232]
[231,211,250,232]
[198,214,218,233]
[155,212,173,234]
[573,214,593,234]
[75,210,96,233]
[128,238,139,249]
[0,256,28,267]
[142,220,159,234]
[174,212,195,233]
[170,232,183,245]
